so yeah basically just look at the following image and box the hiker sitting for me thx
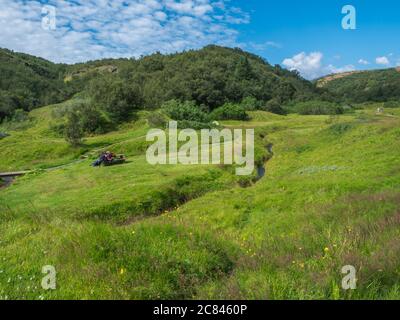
[92,152,107,167]
[104,151,115,164]
[92,151,125,167]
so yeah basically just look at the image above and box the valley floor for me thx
[0,105,399,299]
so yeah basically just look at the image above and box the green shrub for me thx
[78,103,111,134]
[60,102,112,142]
[0,91,17,120]
[341,104,355,113]
[147,111,169,128]
[64,111,84,146]
[162,100,208,123]
[11,109,29,122]
[89,76,143,123]
[176,120,215,130]
[292,100,344,115]
[210,103,249,121]
[262,98,286,115]
[240,96,263,111]
[329,122,355,135]
[383,100,400,108]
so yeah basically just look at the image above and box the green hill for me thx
[1,46,319,122]
[317,67,400,104]
[0,48,73,119]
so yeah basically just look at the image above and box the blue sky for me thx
[235,0,400,78]
[0,0,399,79]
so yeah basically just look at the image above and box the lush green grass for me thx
[1,104,399,300]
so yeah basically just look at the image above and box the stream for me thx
[0,176,15,189]
[255,144,274,182]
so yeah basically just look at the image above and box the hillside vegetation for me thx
[0,46,320,123]
[317,67,400,104]
[0,48,72,120]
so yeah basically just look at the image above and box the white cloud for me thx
[282,52,323,79]
[358,59,369,65]
[326,64,355,74]
[376,56,390,65]
[0,0,250,63]
[282,52,356,79]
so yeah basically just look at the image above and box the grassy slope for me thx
[0,104,399,299]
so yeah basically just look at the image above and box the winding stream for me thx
[0,176,15,189]
[255,144,274,182]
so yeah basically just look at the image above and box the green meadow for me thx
[0,101,399,300]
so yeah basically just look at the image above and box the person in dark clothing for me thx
[92,151,125,167]
[105,151,114,163]
[92,152,107,167]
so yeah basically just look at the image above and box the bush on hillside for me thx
[341,104,355,113]
[328,122,355,135]
[147,111,169,128]
[89,76,143,123]
[162,100,209,123]
[176,120,216,130]
[383,100,400,108]
[0,91,16,120]
[11,109,29,122]
[65,111,84,146]
[209,103,249,121]
[240,96,264,111]
[61,102,112,144]
[78,103,112,134]
[262,98,286,115]
[292,100,344,115]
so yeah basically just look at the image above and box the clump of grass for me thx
[328,122,355,135]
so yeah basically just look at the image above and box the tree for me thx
[235,56,253,80]
[162,100,208,122]
[65,111,83,146]
[210,103,249,121]
[78,103,110,134]
[89,76,143,123]
[0,91,16,120]
[263,98,286,115]
[240,96,263,111]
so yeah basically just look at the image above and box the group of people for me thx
[92,151,117,167]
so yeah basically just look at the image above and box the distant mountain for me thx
[317,67,400,103]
